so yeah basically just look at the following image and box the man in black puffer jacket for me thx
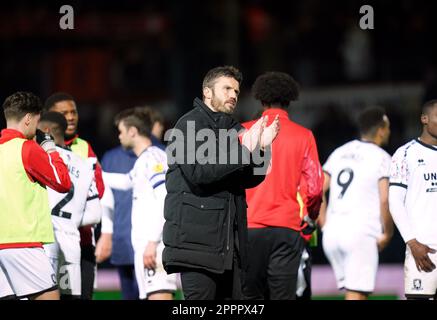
[162,66,280,300]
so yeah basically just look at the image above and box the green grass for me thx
[93,290,398,300]
[313,295,398,300]
[93,291,123,300]
[92,290,184,300]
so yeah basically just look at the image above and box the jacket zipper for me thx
[227,194,231,251]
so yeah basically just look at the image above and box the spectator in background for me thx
[242,71,323,300]
[45,92,105,300]
[147,107,166,150]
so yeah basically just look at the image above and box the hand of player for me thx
[300,215,317,236]
[407,239,436,272]
[143,241,158,270]
[377,233,391,252]
[241,116,267,152]
[260,114,280,150]
[35,129,56,153]
[95,233,112,263]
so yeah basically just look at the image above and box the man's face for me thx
[380,115,391,146]
[423,105,437,140]
[207,76,240,114]
[26,113,40,139]
[50,100,78,136]
[118,121,133,149]
[152,121,164,140]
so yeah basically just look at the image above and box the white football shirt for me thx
[47,146,100,235]
[389,139,437,247]
[103,146,168,250]
[323,140,391,237]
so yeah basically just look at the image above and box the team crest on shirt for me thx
[152,163,164,173]
[412,279,423,291]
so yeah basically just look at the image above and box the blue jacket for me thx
[101,146,137,265]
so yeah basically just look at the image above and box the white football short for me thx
[404,245,437,297]
[134,242,177,299]
[322,228,378,293]
[0,266,15,299]
[0,247,57,299]
[44,230,81,296]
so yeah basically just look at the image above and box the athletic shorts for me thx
[322,228,378,294]
[404,245,437,297]
[0,267,15,299]
[133,242,177,299]
[0,248,57,299]
[44,230,81,296]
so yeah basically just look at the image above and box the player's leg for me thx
[344,235,378,300]
[267,227,304,300]
[148,291,173,300]
[31,289,60,300]
[404,246,437,300]
[79,226,96,300]
[344,290,368,300]
[80,244,96,299]
[146,242,176,300]
[0,248,59,300]
[242,228,270,299]
[180,269,218,300]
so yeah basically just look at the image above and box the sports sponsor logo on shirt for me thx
[424,172,437,192]
[412,279,423,291]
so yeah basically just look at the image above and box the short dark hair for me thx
[202,66,243,90]
[134,106,164,125]
[252,71,300,108]
[115,107,152,138]
[358,107,387,136]
[39,111,68,138]
[422,99,437,115]
[44,92,75,111]
[2,91,43,121]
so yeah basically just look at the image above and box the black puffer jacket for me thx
[162,98,267,274]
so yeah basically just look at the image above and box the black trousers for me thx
[243,227,304,300]
[180,256,243,300]
[80,244,96,300]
